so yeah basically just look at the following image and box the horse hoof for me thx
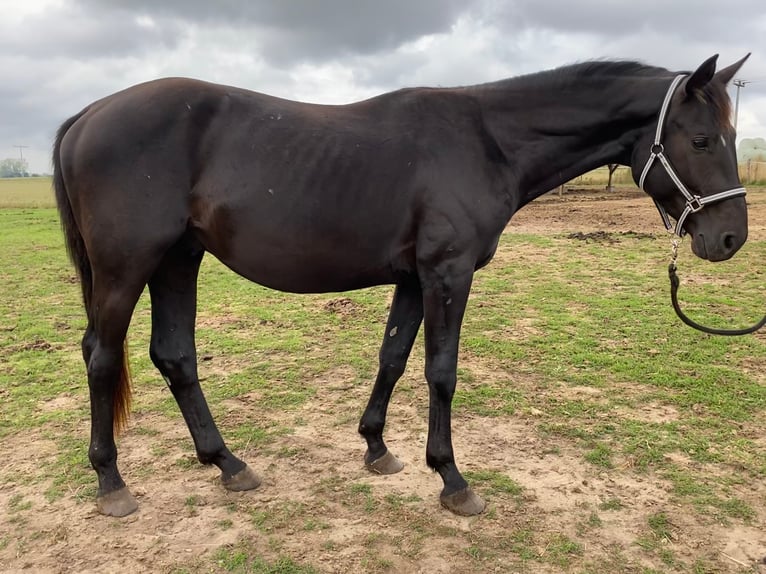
[96,487,139,517]
[440,487,486,516]
[365,450,404,475]
[222,465,262,492]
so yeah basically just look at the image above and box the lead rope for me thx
[668,239,766,335]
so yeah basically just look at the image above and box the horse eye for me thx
[692,136,709,150]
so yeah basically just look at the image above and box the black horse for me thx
[53,54,749,517]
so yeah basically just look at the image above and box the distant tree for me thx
[737,137,766,162]
[0,158,29,178]
[605,163,619,192]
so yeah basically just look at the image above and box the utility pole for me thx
[12,145,29,160]
[733,79,749,131]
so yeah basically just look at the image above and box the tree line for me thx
[0,158,31,178]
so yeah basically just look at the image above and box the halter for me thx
[638,74,747,237]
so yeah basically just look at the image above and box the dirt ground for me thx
[1,187,765,574]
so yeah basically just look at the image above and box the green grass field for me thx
[1,183,765,573]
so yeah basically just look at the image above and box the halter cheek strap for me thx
[638,74,747,237]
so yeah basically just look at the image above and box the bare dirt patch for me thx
[323,297,365,318]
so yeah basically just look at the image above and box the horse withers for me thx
[53,54,749,516]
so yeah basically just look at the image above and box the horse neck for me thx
[471,72,674,205]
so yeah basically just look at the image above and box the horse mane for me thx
[475,60,671,92]
[569,61,733,128]
[473,60,732,129]
[558,60,670,80]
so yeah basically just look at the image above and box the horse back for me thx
[57,78,511,292]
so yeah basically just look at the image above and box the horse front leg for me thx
[420,263,486,516]
[359,279,423,474]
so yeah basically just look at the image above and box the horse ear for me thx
[684,54,719,96]
[714,53,751,85]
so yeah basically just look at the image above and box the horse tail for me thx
[53,112,92,314]
[53,111,132,434]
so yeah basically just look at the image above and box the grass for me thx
[462,470,524,506]
[213,547,318,574]
[1,187,765,573]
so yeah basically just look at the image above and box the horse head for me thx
[633,54,750,262]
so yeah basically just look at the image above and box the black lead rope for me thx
[668,262,766,336]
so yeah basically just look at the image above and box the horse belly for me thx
[220,243,400,293]
[192,203,408,293]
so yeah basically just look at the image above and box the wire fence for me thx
[739,160,766,184]
[564,161,766,190]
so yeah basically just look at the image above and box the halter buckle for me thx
[687,196,703,213]
[651,143,664,155]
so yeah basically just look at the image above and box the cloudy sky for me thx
[2,0,765,174]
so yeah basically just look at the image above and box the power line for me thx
[12,145,29,161]
[733,79,750,131]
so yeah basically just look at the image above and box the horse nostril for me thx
[722,232,737,252]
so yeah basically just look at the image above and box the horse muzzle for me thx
[690,228,747,262]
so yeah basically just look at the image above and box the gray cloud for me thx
[79,0,467,64]
[2,0,765,173]
[0,3,185,60]
[486,0,765,42]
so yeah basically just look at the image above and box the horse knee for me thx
[425,362,457,401]
[378,360,406,382]
[378,344,409,379]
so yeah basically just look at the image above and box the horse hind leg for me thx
[148,240,260,492]
[86,281,146,517]
[359,280,423,474]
